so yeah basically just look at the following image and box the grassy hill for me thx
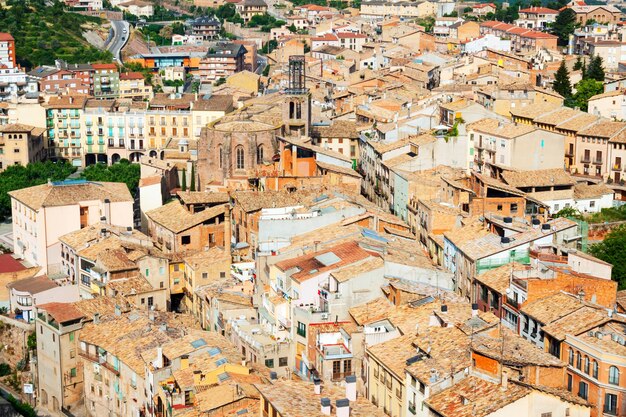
[0,0,112,68]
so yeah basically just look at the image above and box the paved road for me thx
[108,20,130,65]
[0,219,13,252]
[256,55,268,75]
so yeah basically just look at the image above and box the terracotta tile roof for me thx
[0,33,14,41]
[46,95,90,109]
[540,306,608,341]
[368,333,417,379]
[519,6,558,13]
[107,276,154,296]
[473,327,564,367]
[555,112,598,132]
[231,188,323,213]
[149,93,196,109]
[7,275,58,294]
[275,241,379,283]
[0,123,43,134]
[533,107,581,126]
[424,376,531,417]
[329,257,384,283]
[578,120,626,138]
[193,95,234,112]
[177,191,229,205]
[573,183,613,199]
[145,201,226,234]
[575,322,626,356]
[119,72,144,80]
[474,262,525,295]
[501,169,575,188]
[139,176,162,187]
[8,180,132,211]
[468,118,536,139]
[311,120,359,139]
[37,302,85,324]
[0,254,26,274]
[256,378,387,417]
[183,247,230,270]
[520,292,586,324]
[509,101,560,119]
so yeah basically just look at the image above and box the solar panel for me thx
[217,372,230,382]
[314,252,341,266]
[207,347,221,357]
[215,358,228,366]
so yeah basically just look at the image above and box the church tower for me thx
[283,55,311,137]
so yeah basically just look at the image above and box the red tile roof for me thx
[0,33,14,41]
[519,6,558,13]
[312,33,339,42]
[337,32,367,39]
[38,302,85,324]
[275,240,379,283]
[120,72,144,80]
[473,3,496,8]
[0,254,26,274]
[91,63,118,70]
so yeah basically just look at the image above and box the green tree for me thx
[573,55,584,71]
[288,23,297,32]
[190,164,196,191]
[553,8,576,45]
[570,78,603,111]
[27,332,36,351]
[215,77,226,86]
[553,60,573,99]
[263,64,270,76]
[181,168,187,191]
[588,225,626,289]
[586,55,605,82]
[81,159,140,197]
[553,206,582,219]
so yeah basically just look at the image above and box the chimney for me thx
[501,370,508,391]
[270,371,277,380]
[471,303,478,317]
[314,377,322,394]
[336,399,350,417]
[345,375,356,401]
[440,305,448,314]
[149,311,155,321]
[154,346,163,369]
[114,304,121,316]
[181,355,189,369]
[314,240,321,252]
[321,398,331,415]
[428,311,439,327]
[93,313,100,324]
[103,198,111,224]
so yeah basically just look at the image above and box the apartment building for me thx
[0,33,16,68]
[480,21,558,53]
[8,179,134,274]
[118,72,153,101]
[45,95,90,166]
[468,118,565,179]
[0,123,46,171]
[569,4,622,25]
[360,1,436,19]
[191,16,221,39]
[36,69,91,96]
[235,0,268,22]
[92,64,119,99]
[7,275,79,322]
[182,248,230,314]
[515,7,558,30]
[35,299,118,414]
[199,43,247,83]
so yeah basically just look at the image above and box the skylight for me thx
[314,252,341,267]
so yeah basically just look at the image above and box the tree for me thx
[190,164,196,191]
[586,55,605,82]
[81,159,140,197]
[573,55,584,71]
[570,78,603,111]
[553,206,582,219]
[553,8,576,45]
[181,168,187,191]
[288,23,297,32]
[553,60,573,99]
[588,225,626,289]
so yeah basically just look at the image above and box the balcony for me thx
[321,344,352,360]
[408,402,416,415]
[613,164,622,171]
[580,156,591,164]
[594,158,603,165]
[505,296,519,309]
[79,350,120,376]
[331,372,354,382]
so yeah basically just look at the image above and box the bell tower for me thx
[283,55,311,137]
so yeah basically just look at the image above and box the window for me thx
[160,281,164,288]
[257,145,264,164]
[159,266,165,275]
[70,368,77,377]
[344,359,351,374]
[576,352,581,370]
[609,366,620,385]
[605,393,618,415]
[236,146,245,170]
[497,204,503,211]
[265,359,274,368]
[510,203,518,213]
[218,146,223,169]
[297,321,306,337]
[148,297,154,307]
[279,357,288,367]
[568,348,574,366]
[584,356,590,374]
[540,413,552,417]
[593,360,598,378]
[145,268,149,277]
[181,235,191,245]
[578,381,588,400]
[590,200,596,208]
[202,272,208,279]
[70,349,76,358]
[220,272,226,278]
[567,373,572,391]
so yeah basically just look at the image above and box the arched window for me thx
[609,366,620,385]
[257,145,264,165]
[584,356,590,374]
[236,146,245,170]
[593,360,598,379]
[568,348,574,366]
[218,146,223,169]
[576,352,582,370]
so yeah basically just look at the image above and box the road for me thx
[256,55,268,75]
[108,20,130,65]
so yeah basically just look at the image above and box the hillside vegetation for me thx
[0,0,112,68]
